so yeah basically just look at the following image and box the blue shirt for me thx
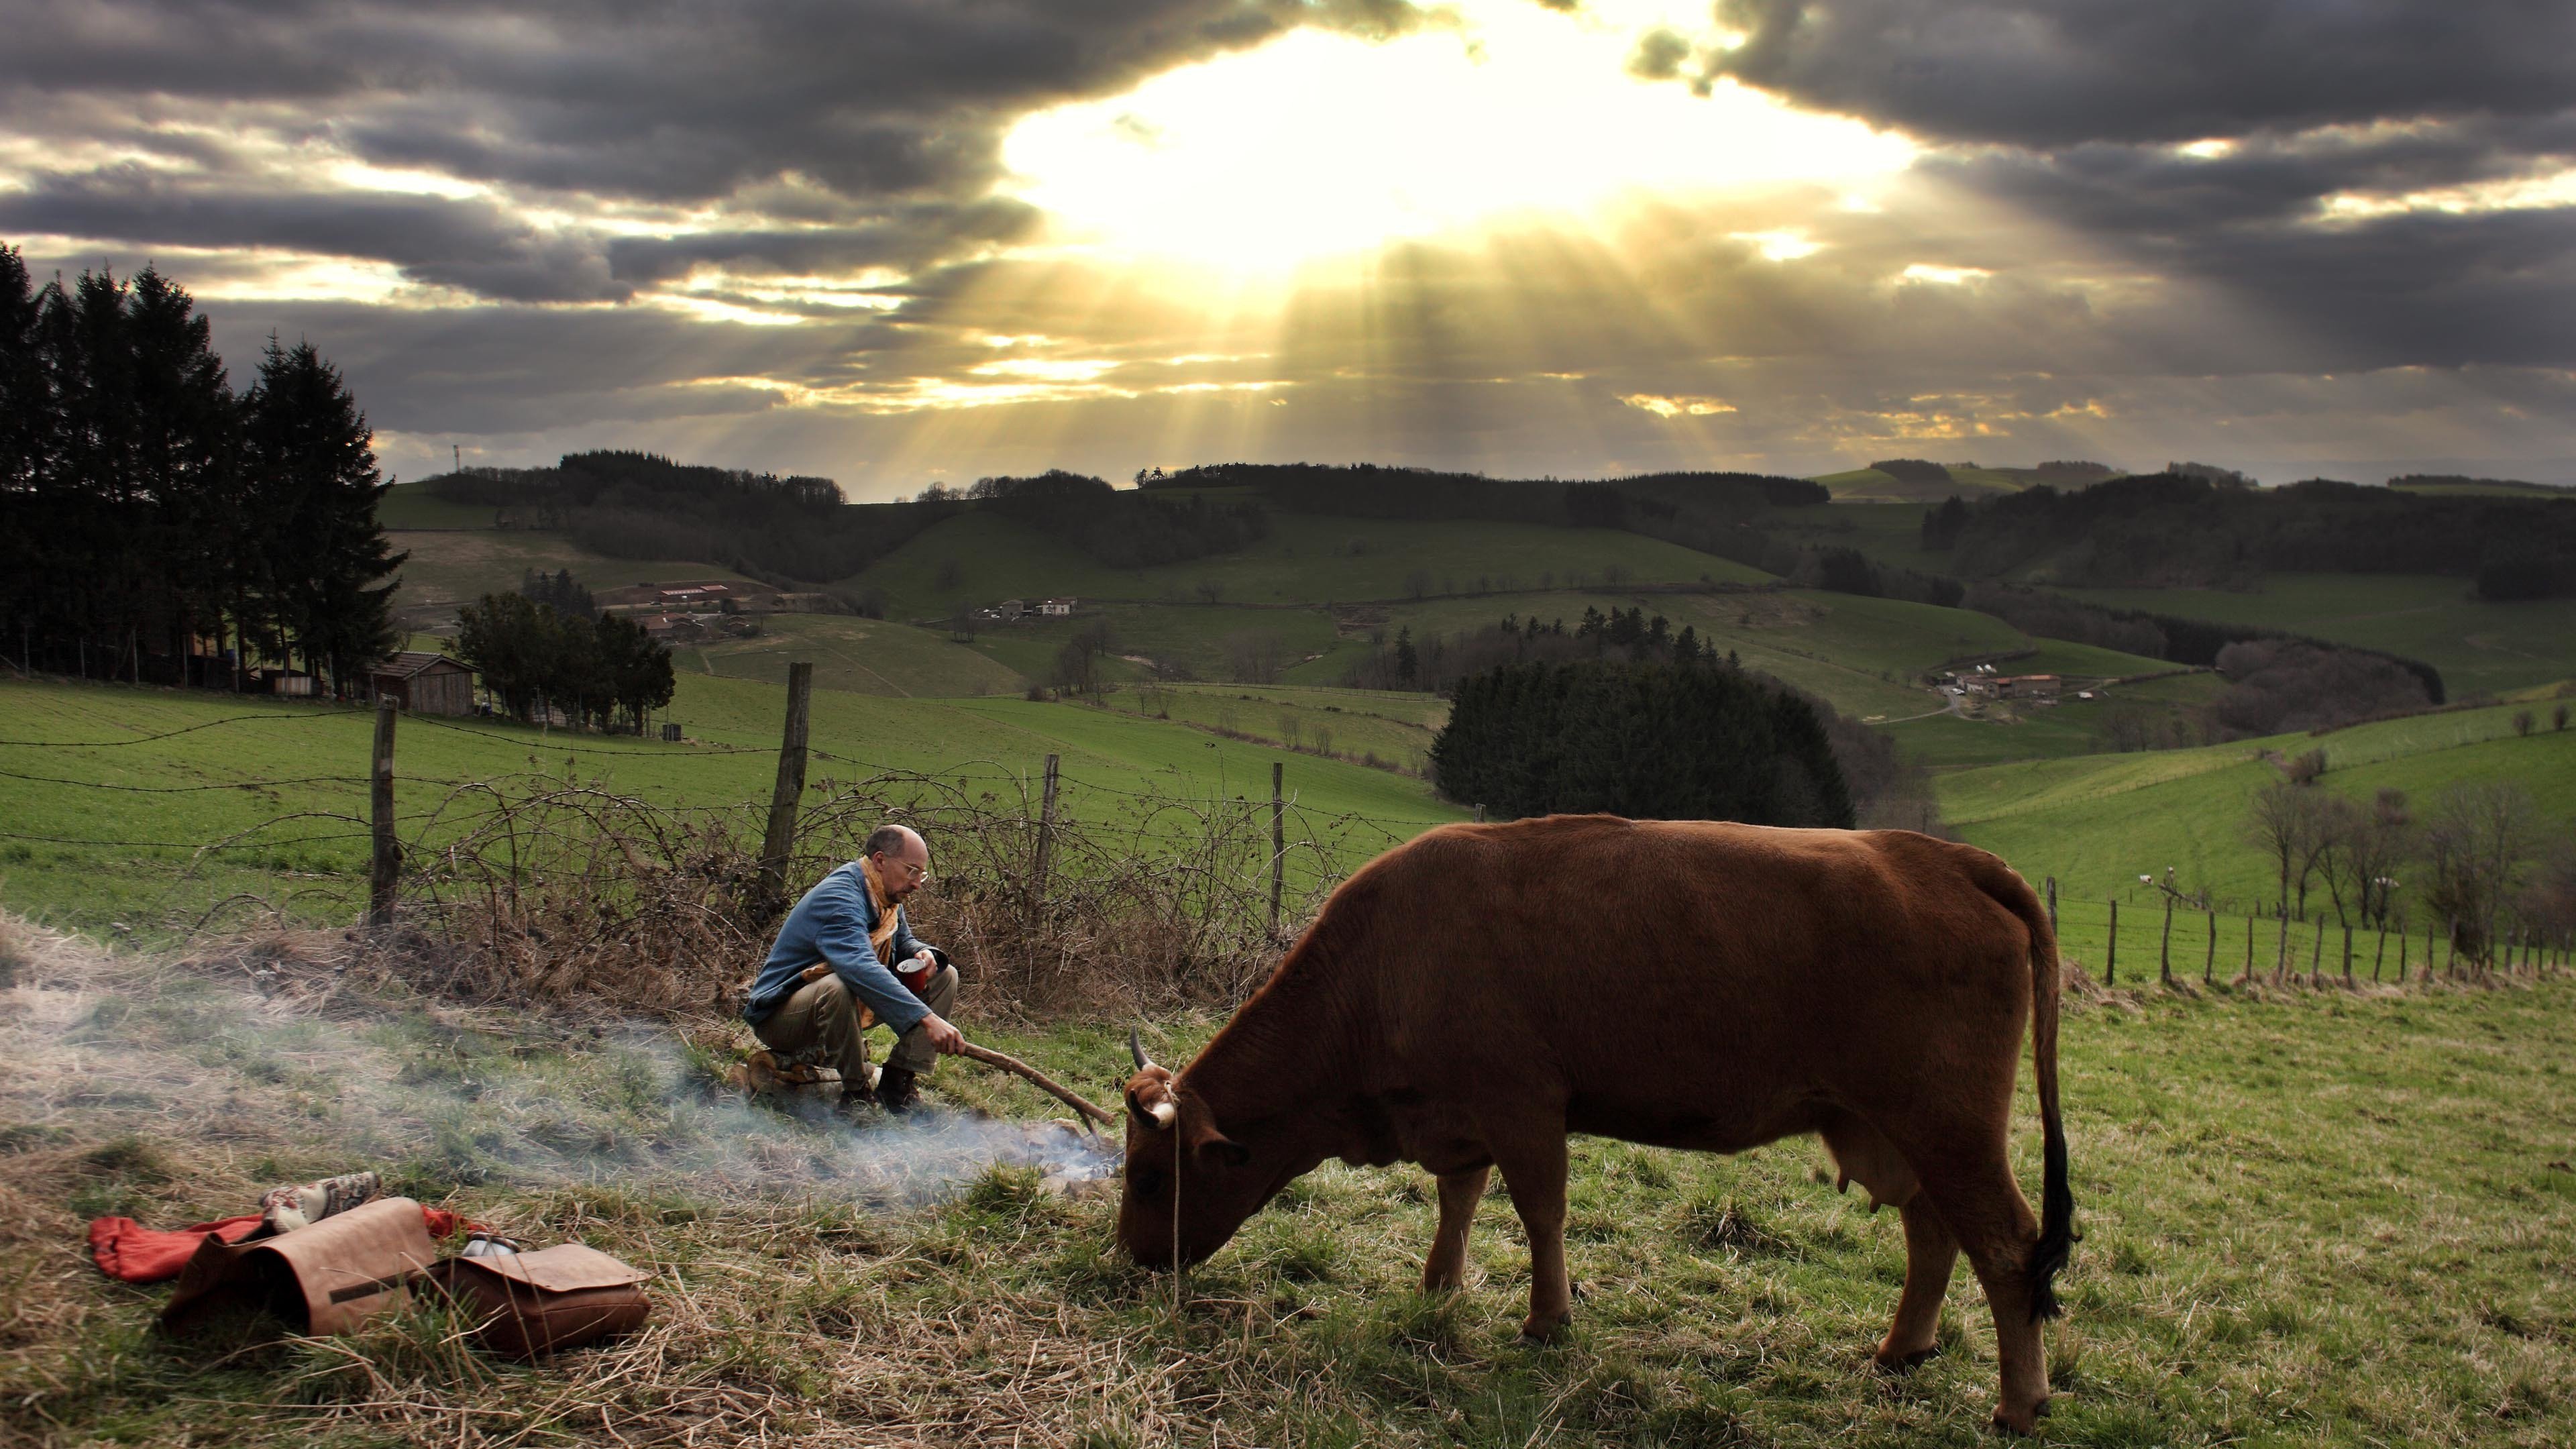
[741,861,936,1034]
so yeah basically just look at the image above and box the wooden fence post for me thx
[2243,915,2255,984]
[2046,877,2058,936]
[2159,899,2174,985]
[1269,761,1285,938]
[1032,753,1060,909]
[2308,916,2324,983]
[2106,899,2117,985]
[368,696,398,929]
[755,661,813,920]
[2274,908,2290,985]
[2204,909,2217,985]
[1472,803,1486,823]
[2342,924,2354,985]
[2373,928,2387,982]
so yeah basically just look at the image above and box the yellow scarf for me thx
[857,856,901,963]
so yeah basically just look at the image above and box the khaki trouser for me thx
[753,966,959,1089]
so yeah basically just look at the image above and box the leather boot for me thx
[875,1065,921,1114]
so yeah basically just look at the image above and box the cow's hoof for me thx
[1872,1344,1941,1374]
[1517,1311,1572,1342]
[1988,1397,2049,1436]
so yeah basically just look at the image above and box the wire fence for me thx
[7,682,2564,1013]
[2040,888,2566,990]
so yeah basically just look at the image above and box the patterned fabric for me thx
[258,1170,382,1234]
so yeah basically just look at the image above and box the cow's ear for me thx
[1185,1120,1251,1168]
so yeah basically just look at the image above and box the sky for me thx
[4,0,2572,498]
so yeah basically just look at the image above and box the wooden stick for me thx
[957,1040,1118,1132]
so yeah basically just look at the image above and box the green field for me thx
[1939,702,2576,914]
[8,913,2573,1446]
[2067,574,2576,699]
[1099,682,1447,773]
[0,676,1466,938]
[389,529,766,624]
[676,613,1028,698]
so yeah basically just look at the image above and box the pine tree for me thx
[243,337,405,694]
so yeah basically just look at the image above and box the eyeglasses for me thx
[884,858,929,881]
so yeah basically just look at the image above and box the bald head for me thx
[864,824,930,903]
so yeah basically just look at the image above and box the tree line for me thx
[451,585,675,732]
[1432,659,1855,828]
[1340,611,1939,830]
[1921,471,2576,597]
[939,470,1269,569]
[0,247,401,694]
[2244,745,2575,963]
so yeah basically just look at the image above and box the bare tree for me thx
[2421,782,2538,967]
[1223,630,1286,685]
[2315,788,2412,929]
[2246,782,2330,918]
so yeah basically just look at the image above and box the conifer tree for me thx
[242,335,405,693]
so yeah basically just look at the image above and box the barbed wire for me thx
[0,766,371,793]
[400,714,774,756]
[0,711,356,748]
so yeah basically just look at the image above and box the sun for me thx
[998,0,1916,273]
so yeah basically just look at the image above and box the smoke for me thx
[0,914,1120,1218]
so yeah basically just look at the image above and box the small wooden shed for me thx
[371,651,478,716]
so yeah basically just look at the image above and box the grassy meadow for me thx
[0,674,1464,941]
[9,485,2576,1446]
[5,914,2571,1447]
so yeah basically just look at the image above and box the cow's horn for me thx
[1129,1027,1153,1072]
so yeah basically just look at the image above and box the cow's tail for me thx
[1984,861,2076,1322]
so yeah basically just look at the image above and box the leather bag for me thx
[162,1196,439,1336]
[429,1243,651,1358]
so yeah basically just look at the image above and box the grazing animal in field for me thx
[1117,814,2076,1432]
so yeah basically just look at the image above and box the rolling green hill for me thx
[1941,701,2576,921]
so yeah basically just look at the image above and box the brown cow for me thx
[1118,814,2075,1432]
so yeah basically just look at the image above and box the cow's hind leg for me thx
[1917,1150,2050,1433]
[1487,1130,1572,1339]
[1421,1165,1491,1293]
[1820,1112,1951,1371]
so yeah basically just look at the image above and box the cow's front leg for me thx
[1489,1132,1572,1338]
[1876,1196,1958,1370]
[1421,1165,1491,1292]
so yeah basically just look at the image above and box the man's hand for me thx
[918,1012,967,1056]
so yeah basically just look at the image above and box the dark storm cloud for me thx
[602,201,1042,288]
[0,1,1436,299]
[0,166,630,302]
[0,1,1404,205]
[1702,0,2576,149]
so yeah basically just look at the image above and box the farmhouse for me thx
[369,651,477,716]
[1038,598,1077,616]
[1994,674,2061,702]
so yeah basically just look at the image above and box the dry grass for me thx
[5,909,2575,1446]
[358,764,1351,1023]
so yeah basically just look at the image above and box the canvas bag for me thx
[161,1195,439,1336]
[429,1243,651,1358]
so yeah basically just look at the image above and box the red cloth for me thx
[90,1205,476,1285]
[87,1214,262,1284]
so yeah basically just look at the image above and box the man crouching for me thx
[741,823,965,1116]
